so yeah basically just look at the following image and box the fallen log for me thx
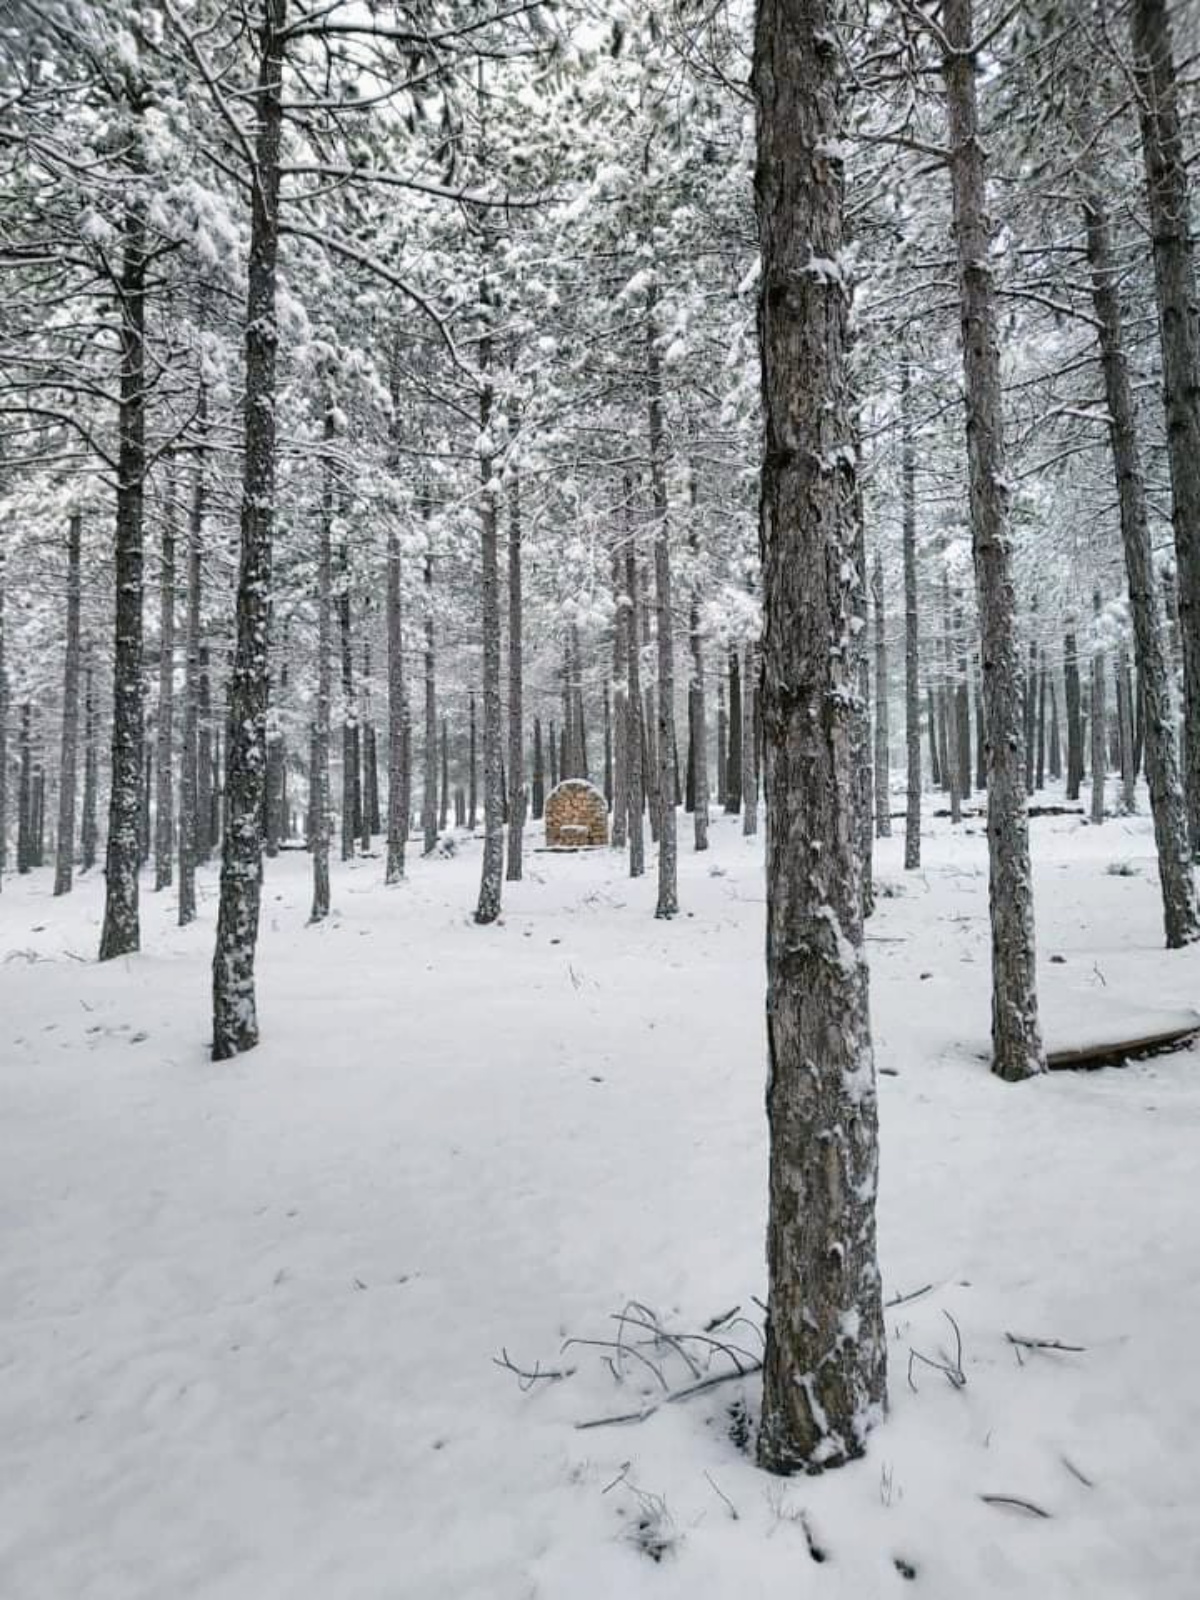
[1046,1012,1200,1071]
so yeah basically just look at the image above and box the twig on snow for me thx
[574,1360,763,1430]
[704,1470,740,1520]
[1060,1454,1096,1488]
[492,1347,577,1392]
[1005,1332,1086,1355]
[979,1493,1052,1518]
[887,1282,934,1308]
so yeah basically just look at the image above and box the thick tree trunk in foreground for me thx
[211,0,284,1059]
[54,513,82,896]
[901,355,921,869]
[943,0,1044,1082]
[99,197,148,961]
[755,0,886,1476]
[1130,0,1200,854]
[0,553,7,889]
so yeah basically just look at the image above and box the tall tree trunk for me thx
[611,548,629,849]
[625,540,646,879]
[178,380,205,925]
[197,644,213,862]
[943,0,1045,1081]
[338,532,357,863]
[54,512,82,896]
[742,642,758,837]
[1130,0,1200,853]
[901,354,921,869]
[154,466,176,890]
[927,685,941,789]
[716,671,727,809]
[942,571,961,824]
[0,551,7,888]
[1036,660,1047,793]
[1081,176,1198,941]
[872,547,891,837]
[1090,591,1107,826]
[1065,626,1083,798]
[422,546,438,855]
[1048,676,1062,781]
[506,403,526,882]
[1117,648,1136,814]
[726,644,742,813]
[385,511,406,884]
[310,410,334,921]
[646,287,679,917]
[756,0,885,1474]
[211,0,284,1060]
[17,703,31,874]
[440,717,450,834]
[99,194,148,960]
[549,718,558,791]
[955,597,972,800]
[474,261,504,926]
[81,651,98,873]
[532,716,545,820]
[687,467,710,852]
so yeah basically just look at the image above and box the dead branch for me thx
[887,1282,933,1307]
[492,1347,577,1392]
[1005,1332,1086,1354]
[979,1493,1052,1518]
[574,1360,763,1430]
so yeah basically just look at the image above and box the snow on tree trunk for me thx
[755,0,886,1475]
[941,571,961,825]
[475,270,504,926]
[211,0,284,1060]
[18,703,32,874]
[310,415,334,921]
[338,526,357,863]
[385,516,406,885]
[726,644,742,813]
[1065,625,1083,799]
[0,550,8,890]
[1081,182,1198,943]
[178,378,205,926]
[943,0,1045,1082]
[872,547,891,838]
[901,355,921,870]
[154,464,177,891]
[646,288,679,919]
[1090,591,1107,826]
[505,403,526,882]
[687,458,710,853]
[1130,0,1200,854]
[53,512,82,896]
[610,548,629,851]
[624,540,646,879]
[99,196,148,961]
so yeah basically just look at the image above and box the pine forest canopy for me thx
[2,0,1200,1485]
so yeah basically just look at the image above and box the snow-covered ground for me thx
[2,801,1199,1599]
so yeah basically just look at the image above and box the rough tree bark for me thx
[687,453,710,852]
[99,193,148,961]
[1091,591,1107,826]
[726,644,742,813]
[1081,175,1198,942]
[872,547,891,837]
[901,354,921,869]
[53,512,83,896]
[474,256,504,925]
[154,465,176,890]
[1065,625,1083,798]
[422,541,438,856]
[310,405,334,921]
[210,0,284,1059]
[646,291,679,918]
[0,552,7,889]
[611,548,629,850]
[506,398,526,882]
[1130,0,1200,853]
[755,0,886,1475]
[943,0,1045,1081]
[178,377,205,925]
[625,539,646,879]
[385,514,406,885]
